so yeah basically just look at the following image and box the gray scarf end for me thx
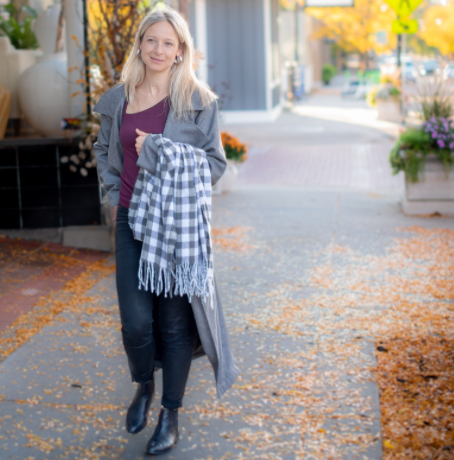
[138,260,214,307]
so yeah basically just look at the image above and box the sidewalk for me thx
[0,238,109,335]
[0,94,452,459]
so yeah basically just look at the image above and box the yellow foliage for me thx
[306,0,397,55]
[87,0,147,86]
[420,5,454,58]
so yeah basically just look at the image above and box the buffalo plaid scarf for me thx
[128,135,214,306]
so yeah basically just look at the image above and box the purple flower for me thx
[438,139,445,148]
[450,142,454,150]
[432,131,438,138]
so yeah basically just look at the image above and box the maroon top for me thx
[119,98,170,208]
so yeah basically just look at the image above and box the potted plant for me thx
[0,2,39,50]
[213,132,247,193]
[389,116,454,215]
[368,75,402,122]
[0,1,39,125]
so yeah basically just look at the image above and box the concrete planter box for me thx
[212,160,239,194]
[402,155,454,216]
[377,100,401,123]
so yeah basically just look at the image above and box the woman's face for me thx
[139,21,181,74]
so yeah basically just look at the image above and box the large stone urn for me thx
[0,36,38,121]
[17,4,70,137]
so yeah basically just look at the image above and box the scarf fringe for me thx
[138,260,214,306]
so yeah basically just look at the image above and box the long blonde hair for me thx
[121,8,216,118]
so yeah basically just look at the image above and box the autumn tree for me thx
[88,0,151,87]
[419,4,454,59]
[303,0,398,69]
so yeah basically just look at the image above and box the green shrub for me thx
[322,64,336,85]
[377,85,401,103]
[389,128,431,182]
[388,125,454,183]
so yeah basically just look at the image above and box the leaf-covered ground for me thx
[0,191,453,459]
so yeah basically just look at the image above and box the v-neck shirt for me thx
[119,98,169,208]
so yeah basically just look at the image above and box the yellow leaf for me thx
[384,440,395,449]
[71,34,79,47]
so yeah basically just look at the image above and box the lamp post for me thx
[82,0,91,116]
[65,0,91,118]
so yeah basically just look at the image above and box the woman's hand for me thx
[135,129,149,155]
[112,205,118,222]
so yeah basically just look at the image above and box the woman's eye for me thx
[166,43,172,46]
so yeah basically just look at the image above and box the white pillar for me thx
[65,0,85,117]
[194,0,208,84]
[263,0,271,111]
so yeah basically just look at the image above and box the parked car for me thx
[402,61,417,81]
[443,62,454,80]
[342,80,360,96]
[419,60,441,77]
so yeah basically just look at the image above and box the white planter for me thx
[402,156,454,216]
[212,160,239,194]
[0,37,38,119]
[377,100,402,123]
[17,53,70,137]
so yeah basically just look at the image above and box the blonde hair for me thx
[121,7,216,118]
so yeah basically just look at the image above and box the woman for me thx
[93,8,239,456]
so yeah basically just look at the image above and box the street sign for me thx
[384,0,423,19]
[376,30,388,45]
[392,18,418,34]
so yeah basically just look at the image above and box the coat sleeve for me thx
[137,100,227,186]
[194,100,227,186]
[93,114,122,207]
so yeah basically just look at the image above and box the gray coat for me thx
[93,84,239,398]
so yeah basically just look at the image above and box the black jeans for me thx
[115,205,196,410]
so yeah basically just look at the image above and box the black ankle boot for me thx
[146,408,178,455]
[126,380,155,434]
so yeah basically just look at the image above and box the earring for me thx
[174,57,177,64]
[179,55,183,63]
[137,49,141,57]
